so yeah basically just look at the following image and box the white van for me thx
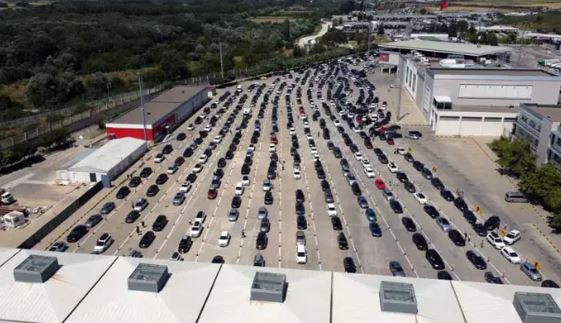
[296,244,307,264]
[1,192,15,204]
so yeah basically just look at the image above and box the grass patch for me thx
[250,16,300,24]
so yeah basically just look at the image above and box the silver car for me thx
[436,217,452,232]
[173,193,185,206]
[520,261,543,281]
[258,206,268,220]
[228,209,239,222]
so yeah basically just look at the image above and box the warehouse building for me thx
[106,85,210,141]
[56,137,147,185]
[513,103,561,168]
[397,54,561,136]
[0,248,560,323]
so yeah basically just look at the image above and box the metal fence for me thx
[0,85,164,149]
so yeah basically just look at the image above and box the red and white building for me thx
[106,85,210,141]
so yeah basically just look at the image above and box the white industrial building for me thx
[57,137,147,184]
[0,248,560,323]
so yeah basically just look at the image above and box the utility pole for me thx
[367,22,372,53]
[138,74,148,146]
[105,76,111,110]
[395,68,403,121]
[219,42,224,79]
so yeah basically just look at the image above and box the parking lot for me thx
[36,56,561,287]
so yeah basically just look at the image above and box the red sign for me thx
[379,53,389,62]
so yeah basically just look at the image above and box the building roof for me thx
[68,137,146,173]
[523,104,561,122]
[107,85,208,126]
[380,39,511,57]
[429,68,556,77]
[1,248,561,322]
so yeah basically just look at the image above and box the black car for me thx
[241,164,251,175]
[331,216,343,231]
[264,191,274,205]
[541,280,560,288]
[462,209,477,224]
[473,222,488,237]
[186,173,197,183]
[448,229,466,246]
[485,271,504,284]
[146,184,160,197]
[231,196,242,209]
[441,189,455,201]
[296,189,305,203]
[116,186,131,199]
[337,232,349,250]
[484,216,501,231]
[423,205,440,219]
[260,218,271,233]
[389,199,403,214]
[437,271,453,280]
[174,157,185,167]
[320,180,330,192]
[152,215,168,231]
[155,174,168,185]
[412,233,428,251]
[125,210,140,223]
[66,225,88,243]
[217,158,227,168]
[431,177,445,191]
[343,257,357,273]
[256,232,268,250]
[413,161,424,171]
[401,217,417,232]
[140,167,152,178]
[404,152,414,162]
[214,168,224,179]
[162,144,173,154]
[178,236,193,253]
[183,148,194,157]
[351,182,362,196]
[139,231,156,248]
[129,176,142,188]
[404,181,416,193]
[454,197,468,211]
[176,132,186,141]
[421,167,433,180]
[369,222,382,237]
[296,215,307,229]
[426,249,445,270]
[100,202,115,215]
[396,172,408,183]
[254,254,266,267]
[378,154,388,164]
[295,201,305,215]
[466,250,487,270]
[211,255,225,264]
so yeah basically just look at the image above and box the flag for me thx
[440,0,449,10]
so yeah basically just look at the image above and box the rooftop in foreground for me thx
[380,39,511,57]
[0,248,560,323]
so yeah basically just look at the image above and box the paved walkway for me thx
[297,21,333,48]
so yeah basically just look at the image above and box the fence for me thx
[0,85,164,149]
[18,181,103,249]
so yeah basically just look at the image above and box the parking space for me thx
[36,55,561,287]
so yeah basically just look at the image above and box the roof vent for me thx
[250,271,287,303]
[14,255,60,283]
[513,292,561,323]
[128,263,170,293]
[379,281,418,314]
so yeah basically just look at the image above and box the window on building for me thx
[412,74,416,90]
[433,98,452,110]
[556,137,561,147]
[520,115,528,123]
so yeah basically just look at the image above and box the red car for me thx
[270,135,278,145]
[364,140,373,150]
[375,178,386,190]
[387,138,395,145]
[207,189,218,200]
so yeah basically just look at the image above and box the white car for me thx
[218,231,231,247]
[190,220,203,237]
[310,147,318,156]
[413,192,428,205]
[306,133,313,140]
[193,163,203,173]
[354,152,363,161]
[248,144,255,152]
[154,153,165,163]
[296,244,307,264]
[186,124,194,131]
[487,232,505,249]
[303,121,309,128]
[180,182,192,193]
[93,233,112,253]
[362,159,372,169]
[365,168,376,178]
[213,135,222,144]
[204,125,211,132]
[500,246,521,264]
[290,127,296,135]
[503,229,521,245]
[269,144,276,153]
[327,203,337,216]
[387,161,399,173]
[198,155,208,164]
[242,175,250,186]
[167,164,178,174]
[333,119,341,126]
[293,167,301,179]
[194,211,206,224]
[235,182,244,196]
[263,180,272,191]
[397,147,406,155]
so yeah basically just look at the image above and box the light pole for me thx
[219,42,224,79]
[138,74,148,146]
[105,76,111,110]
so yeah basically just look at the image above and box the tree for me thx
[494,138,536,177]
[160,50,190,80]
[26,71,85,108]
[448,20,458,38]
[377,24,385,35]
[339,0,356,14]
[520,164,561,201]
[550,213,561,231]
